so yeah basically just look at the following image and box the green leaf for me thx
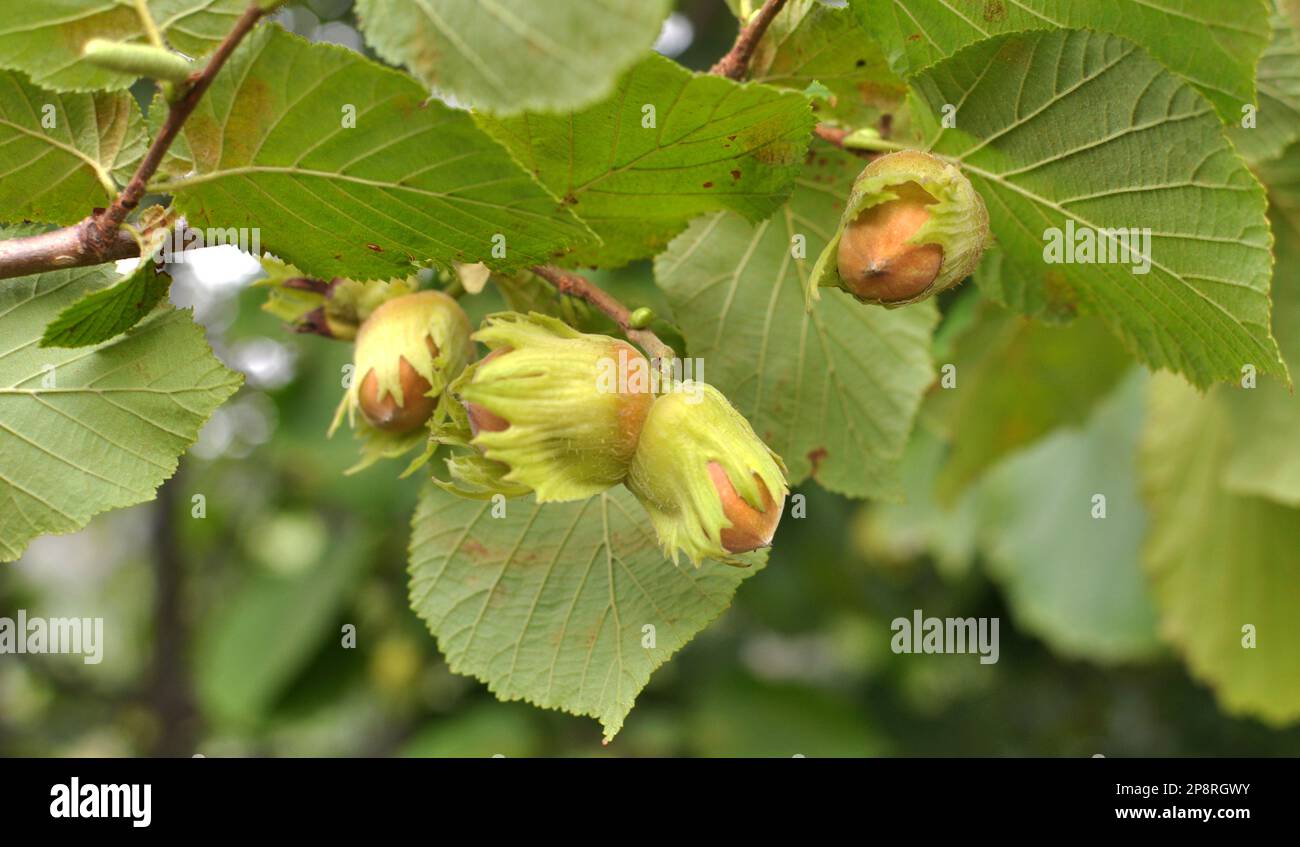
[976,371,1162,662]
[0,263,242,563]
[655,144,938,499]
[157,25,595,281]
[40,260,171,348]
[930,305,1133,501]
[1221,381,1300,505]
[0,71,145,224]
[408,484,764,741]
[866,375,1163,663]
[476,53,816,268]
[0,0,247,92]
[354,0,672,116]
[851,0,1270,124]
[912,29,1284,388]
[748,0,908,129]
[196,530,370,726]
[1205,180,1300,505]
[1229,1,1300,164]
[1141,373,1300,725]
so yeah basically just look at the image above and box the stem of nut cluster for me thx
[814,124,856,150]
[710,0,790,80]
[530,265,675,363]
[814,124,961,166]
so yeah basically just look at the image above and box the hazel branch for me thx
[530,265,675,363]
[90,2,268,246]
[710,0,790,80]
[0,2,271,282]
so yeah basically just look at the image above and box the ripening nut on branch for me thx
[807,150,989,307]
[457,313,655,503]
[626,385,788,565]
[331,291,474,468]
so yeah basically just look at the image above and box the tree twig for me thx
[0,222,143,278]
[148,471,200,756]
[89,2,268,249]
[710,0,790,80]
[0,2,271,281]
[530,265,675,362]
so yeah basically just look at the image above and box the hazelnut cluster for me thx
[448,313,789,564]
[333,298,787,564]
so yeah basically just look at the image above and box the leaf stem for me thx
[134,0,167,50]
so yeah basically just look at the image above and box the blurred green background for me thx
[3,0,1300,758]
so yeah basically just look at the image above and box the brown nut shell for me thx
[707,461,783,553]
[358,336,438,433]
[835,181,944,303]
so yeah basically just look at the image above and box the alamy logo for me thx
[596,349,705,403]
[0,610,103,664]
[890,609,999,664]
[1042,219,1151,274]
[153,222,261,264]
[50,778,151,828]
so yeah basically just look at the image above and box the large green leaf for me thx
[912,29,1284,388]
[976,371,1161,662]
[866,375,1162,663]
[930,305,1133,501]
[0,0,246,92]
[354,0,671,116]
[655,144,938,499]
[1142,374,1300,725]
[408,484,764,741]
[851,0,1269,124]
[0,71,145,224]
[476,53,816,268]
[154,25,595,281]
[0,262,242,563]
